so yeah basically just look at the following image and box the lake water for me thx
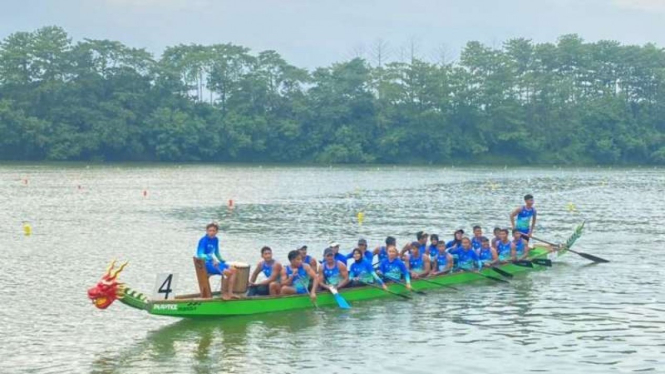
[1,164,663,373]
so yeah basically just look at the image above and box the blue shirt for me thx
[261,260,277,278]
[377,246,389,262]
[451,247,479,270]
[379,258,411,284]
[435,252,451,272]
[427,244,439,262]
[471,236,488,251]
[513,238,526,257]
[408,252,426,274]
[322,261,343,286]
[349,259,383,284]
[286,265,310,292]
[478,247,494,264]
[346,250,374,264]
[496,240,512,261]
[516,206,536,233]
[196,235,223,263]
[446,239,461,251]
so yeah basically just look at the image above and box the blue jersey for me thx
[286,265,310,294]
[446,239,461,251]
[435,252,451,272]
[496,240,512,261]
[478,248,494,264]
[408,252,426,274]
[513,238,526,257]
[455,248,479,271]
[334,253,347,264]
[427,244,439,262]
[516,206,536,234]
[349,260,383,284]
[471,236,487,251]
[379,258,411,283]
[322,261,343,286]
[346,250,374,264]
[197,235,222,262]
[302,255,313,266]
[377,246,388,262]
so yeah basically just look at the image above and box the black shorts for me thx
[247,285,270,296]
[520,233,531,242]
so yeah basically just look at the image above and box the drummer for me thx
[248,246,282,296]
[195,222,238,300]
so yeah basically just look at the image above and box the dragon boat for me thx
[88,223,585,319]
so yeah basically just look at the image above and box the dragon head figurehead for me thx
[88,260,128,309]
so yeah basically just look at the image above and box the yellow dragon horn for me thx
[105,259,117,277]
[109,261,128,280]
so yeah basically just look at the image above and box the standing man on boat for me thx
[319,247,350,291]
[510,194,537,242]
[196,222,238,300]
[280,250,318,301]
[248,246,282,296]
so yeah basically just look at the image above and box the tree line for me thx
[0,26,663,164]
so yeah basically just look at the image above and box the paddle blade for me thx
[491,267,514,278]
[577,251,610,263]
[332,292,351,309]
[531,258,553,267]
[513,260,534,268]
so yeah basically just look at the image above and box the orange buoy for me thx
[143,190,147,197]
[228,199,234,210]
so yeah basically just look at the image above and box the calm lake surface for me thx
[1,164,663,374]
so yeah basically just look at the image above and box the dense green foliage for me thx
[1,27,664,164]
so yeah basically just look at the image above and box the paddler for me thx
[405,241,430,279]
[449,237,480,271]
[319,247,350,291]
[280,250,318,301]
[248,246,282,296]
[377,244,412,290]
[495,228,513,262]
[511,229,530,260]
[426,234,439,264]
[510,194,537,242]
[329,242,347,264]
[349,248,387,289]
[478,237,498,267]
[346,238,373,263]
[490,227,501,249]
[431,241,453,275]
[373,236,396,263]
[298,245,318,271]
[196,223,238,300]
[401,231,428,256]
[446,229,464,251]
[471,225,488,252]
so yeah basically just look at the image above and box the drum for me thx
[227,261,250,293]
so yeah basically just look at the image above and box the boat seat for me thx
[192,256,213,298]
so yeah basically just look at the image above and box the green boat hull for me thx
[116,223,584,319]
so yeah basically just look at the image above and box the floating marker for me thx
[23,222,32,236]
[23,178,28,185]
[567,203,576,212]
[357,211,365,225]
[228,199,234,210]
[143,190,147,197]
[78,185,82,190]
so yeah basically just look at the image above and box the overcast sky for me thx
[1,0,663,68]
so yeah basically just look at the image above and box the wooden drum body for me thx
[228,261,250,293]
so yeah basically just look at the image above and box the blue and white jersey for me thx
[516,206,536,234]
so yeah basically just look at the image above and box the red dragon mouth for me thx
[88,260,128,309]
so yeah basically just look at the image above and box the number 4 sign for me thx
[153,273,178,300]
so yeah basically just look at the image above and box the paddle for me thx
[329,286,351,309]
[471,270,511,284]
[532,236,609,263]
[489,266,514,278]
[360,280,412,300]
[383,276,426,295]
[415,276,460,291]
[531,258,553,267]
[512,260,534,268]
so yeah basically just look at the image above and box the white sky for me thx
[1,0,663,68]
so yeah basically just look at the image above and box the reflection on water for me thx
[0,165,663,373]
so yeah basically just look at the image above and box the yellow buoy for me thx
[357,211,365,225]
[567,203,576,212]
[23,222,32,236]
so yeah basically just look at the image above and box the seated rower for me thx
[450,237,480,271]
[319,247,350,291]
[298,245,318,271]
[196,222,238,300]
[329,242,347,264]
[280,250,318,302]
[471,225,488,252]
[374,236,396,264]
[346,238,373,264]
[511,229,530,260]
[349,248,387,290]
[478,237,498,267]
[377,244,412,290]
[405,241,430,279]
[401,231,428,256]
[491,227,501,249]
[495,228,513,262]
[248,246,282,296]
[446,229,464,251]
[426,234,439,264]
[431,241,453,276]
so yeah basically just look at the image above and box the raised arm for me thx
[400,244,410,256]
[510,206,521,229]
[249,261,263,284]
